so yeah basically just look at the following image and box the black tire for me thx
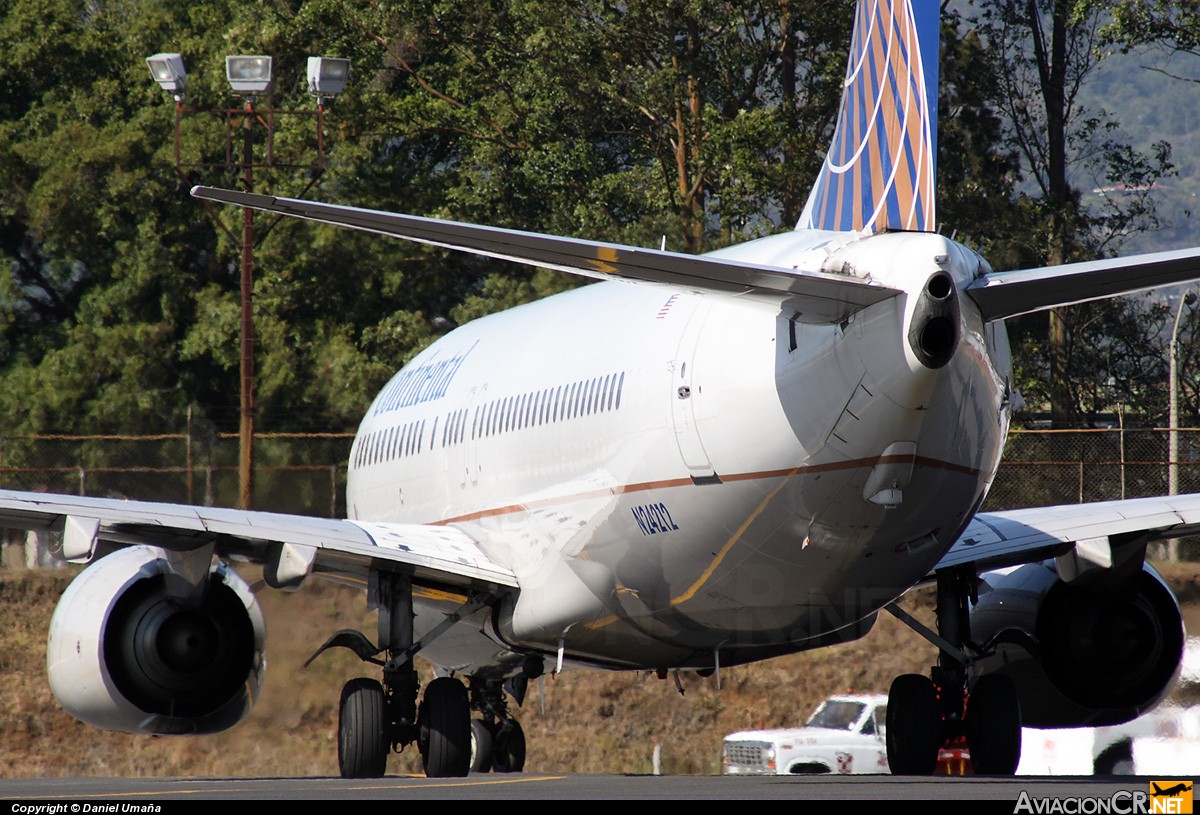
[419,677,471,778]
[338,677,388,779]
[966,674,1022,775]
[492,718,526,773]
[469,719,494,774]
[886,674,940,775]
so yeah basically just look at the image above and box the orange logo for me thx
[1150,781,1194,814]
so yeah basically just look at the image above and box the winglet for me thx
[798,0,940,234]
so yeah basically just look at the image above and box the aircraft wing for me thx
[190,186,901,324]
[966,247,1200,322]
[935,493,1200,574]
[0,488,516,593]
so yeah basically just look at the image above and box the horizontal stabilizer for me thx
[192,186,900,324]
[967,247,1200,321]
[934,493,1200,574]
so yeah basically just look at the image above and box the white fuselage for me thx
[344,229,1011,674]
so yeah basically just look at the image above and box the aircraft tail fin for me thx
[797,0,940,234]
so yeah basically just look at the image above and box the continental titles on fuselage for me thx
[373,341,479,415]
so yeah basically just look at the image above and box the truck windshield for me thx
[806,700,865,730]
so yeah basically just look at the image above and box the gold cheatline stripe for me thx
[433,454,980,526]
[579,455,980,630]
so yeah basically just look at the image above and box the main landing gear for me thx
[884,569,1022,776]
[309,572,531,779]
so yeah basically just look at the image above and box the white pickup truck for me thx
[722,694,890,775]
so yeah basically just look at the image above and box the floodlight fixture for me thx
[146,53,187,96]
[307,57,351,99]
[226,55,273,95]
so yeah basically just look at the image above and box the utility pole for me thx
[147,54,349,509]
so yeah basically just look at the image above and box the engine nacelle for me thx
[48,546,266,735]
[968,561,1183,728]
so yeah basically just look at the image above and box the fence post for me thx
[79,466,86,497]
[186,406,195,505]
[1078,460,1084,504]
[330,465,338,518]
[1118,411,1126,499]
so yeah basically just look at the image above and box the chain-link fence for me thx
[0,432,353,516]
[985,428,1200,511]
[4,427,1200,565]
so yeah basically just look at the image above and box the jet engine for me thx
[47,546,266,735]
[967,561,1183,728]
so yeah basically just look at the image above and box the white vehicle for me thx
[3,0,1200,780]
[724,695,889,775]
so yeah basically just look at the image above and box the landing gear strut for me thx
[884,568,1022,775]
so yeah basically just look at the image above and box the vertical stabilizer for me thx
[797,0,940,234]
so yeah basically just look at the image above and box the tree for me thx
[0,0,855,439]
[976,0,1175,426]
[1106,1,1200,70]
[935,5,1032,268]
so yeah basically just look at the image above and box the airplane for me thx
[1153,783,1194,797]
[5,0,1200,780]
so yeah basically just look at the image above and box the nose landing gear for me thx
[469,677,528,773]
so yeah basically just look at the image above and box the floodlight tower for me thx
[147,52,350,510]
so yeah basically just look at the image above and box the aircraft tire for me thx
[492,718,526,773]
[420,677,471,778]
[469,719,494,773]
[966,674,1022,775]
[337,677,388,778]
[886,674,940,775]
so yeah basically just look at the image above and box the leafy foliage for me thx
[0,0,1192,437]
[0,0,854,435]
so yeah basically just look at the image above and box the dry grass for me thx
[3,561,1197,778]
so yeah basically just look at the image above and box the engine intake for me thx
[968,561,1183,728]
[48,546,266,735]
